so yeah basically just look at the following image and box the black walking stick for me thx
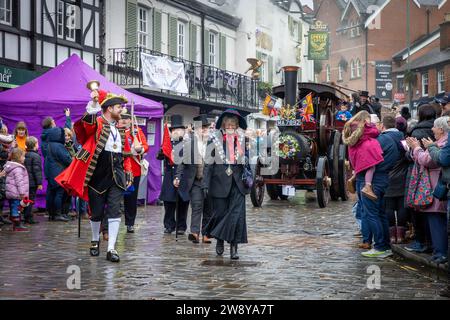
[175,188,179,242]
[78,207,81,238]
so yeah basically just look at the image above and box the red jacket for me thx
[55,114,132,201]
[125,126,149,178]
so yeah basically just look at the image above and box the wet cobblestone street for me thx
[0,193,448,300]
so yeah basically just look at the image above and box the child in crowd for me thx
[64,128,77,158]
[343,111,384,200]
[0,120,14,225]
[23,137,43,224]
[5,148,30,231]
[13,121,28,152]
[336,102,353,121]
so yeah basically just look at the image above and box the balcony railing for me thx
[108,47,262,111]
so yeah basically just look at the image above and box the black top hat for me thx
[193,114,212,127]
[170,115,186,130]
[360,91,370,98]
[120,107,132,119]
[215,108,247,130]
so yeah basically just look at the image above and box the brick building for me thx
[313,0,450,102]
[392,12,450,106]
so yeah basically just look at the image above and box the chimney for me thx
[282,66,300,107]
[441,13,450,51]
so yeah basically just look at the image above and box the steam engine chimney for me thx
[282,66,300,107]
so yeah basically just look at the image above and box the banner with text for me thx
[141,53,188,94]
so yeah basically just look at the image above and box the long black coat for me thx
[158,140,184,202]
[202,132,250,198]
[175,133,213,201]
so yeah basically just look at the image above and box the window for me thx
[356,59,362,78]
[260,53,268,82]
[177,21,187,59]
[397,76,404,94]
[57,0,76,41]
[0,0,12,26]
[422,72,429,96]
[350,21,356,38]
[350,60,355,79]
[355,20,361,36]
[438,70,445,93]
[209,32,217,67]
[138,7,149,48]
[338,64,343,81]
[326,65,331,82]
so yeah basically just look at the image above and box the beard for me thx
[111,111,121,121]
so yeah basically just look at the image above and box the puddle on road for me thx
[200,260,260,267]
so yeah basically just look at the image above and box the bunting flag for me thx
[262,95,278,116]
[161,123,174,165]
[298,93,316,123]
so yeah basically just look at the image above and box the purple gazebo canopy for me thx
[0,54,163,205]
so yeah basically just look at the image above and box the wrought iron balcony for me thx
[107,47,262,112]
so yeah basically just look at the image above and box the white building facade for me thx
[105,0,314,126]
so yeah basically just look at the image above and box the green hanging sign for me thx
[308,31,330,61]
[0,65,41,89]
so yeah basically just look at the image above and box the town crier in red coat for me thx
[119,108,149,234]
[55,88,133,263]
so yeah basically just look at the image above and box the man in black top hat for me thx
[157,115,189,234]
[352,90,375,116]
[174,114,213,244]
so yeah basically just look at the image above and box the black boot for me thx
[216,239,224,256]
[106,249,120,263]
[230,243,239,260]
[90,240,100,256]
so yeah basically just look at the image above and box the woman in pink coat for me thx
[406,116,449,264]
[343,111,384,200]
[4,148,29,232]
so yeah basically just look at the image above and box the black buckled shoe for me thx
[188,233,200,244]
[230,243,239,260]
[90,241,100,257]
[106,250,120,263]
[216,239,224,256]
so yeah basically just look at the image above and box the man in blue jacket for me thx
[424,127,450,298]
[358,116,403,258]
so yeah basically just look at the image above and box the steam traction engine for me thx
[250,66,351,208]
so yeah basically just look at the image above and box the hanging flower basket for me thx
[275,135,300,159]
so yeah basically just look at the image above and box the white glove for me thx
[86,101,101,115]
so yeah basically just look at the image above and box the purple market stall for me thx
[0,54,164,208]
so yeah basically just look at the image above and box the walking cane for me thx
[78,208,81,238]
[175,186,179,242]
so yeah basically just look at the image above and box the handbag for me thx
[347,175,356,194]
[406,164,434,209]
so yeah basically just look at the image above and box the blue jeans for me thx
[356,181,373,245]
[8,199,20,218]
[427,212,448,257]
[357,179,390,251]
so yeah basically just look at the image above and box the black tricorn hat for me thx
[170,115,186,130]
[215,108,247,130]
[360,91,370,98]
[120,107,132,119]
[193,114,212,127]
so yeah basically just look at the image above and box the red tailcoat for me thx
[55,114,132,201]
[125,126,149,178]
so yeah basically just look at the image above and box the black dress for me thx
[202,131,250,244]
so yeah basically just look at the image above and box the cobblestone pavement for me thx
[0,192,448,300]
